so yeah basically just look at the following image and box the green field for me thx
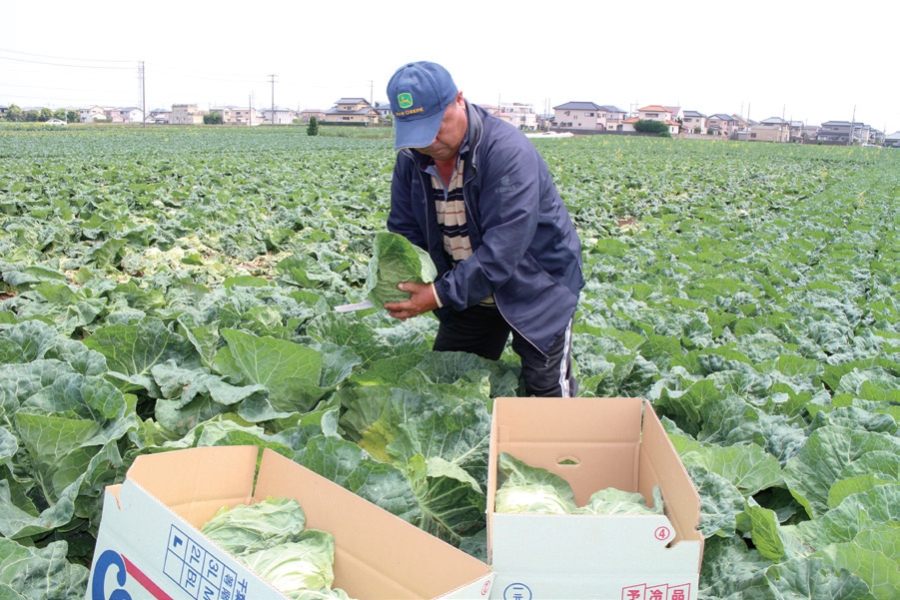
[1,126,899,598]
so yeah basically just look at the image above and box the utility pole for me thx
[370,80,374,106]
[848,105,856,146]
[744,103,751,141]
[269,74,277,125]
[249,94,252,127]
[140,61,146,128]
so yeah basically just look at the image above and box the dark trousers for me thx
[433,305,576,397]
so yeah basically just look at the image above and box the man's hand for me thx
[384,282,439,321]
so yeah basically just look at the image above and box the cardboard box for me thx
[487,397,704,600]
[87,446,494,600]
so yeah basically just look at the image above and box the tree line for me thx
[3,104,78,123]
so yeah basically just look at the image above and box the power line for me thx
[0,49,379,112]
[0,47,135,63]
[0,83,126,93]
[151,65,268,85]
[292,83,371,91]
[150,64,264,78]
[107,56,374,90]
[0,92,134,104]
[0,55,134,70]
[4,56,368,93]
[151,69,369,89]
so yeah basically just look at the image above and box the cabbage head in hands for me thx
[367,232,437,307]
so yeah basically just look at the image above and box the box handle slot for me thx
[556,455,580,466]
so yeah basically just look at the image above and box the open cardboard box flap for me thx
[95,446,492,600]
[124,445,257,525]
[640,398,705,552]
[252,448,490,598]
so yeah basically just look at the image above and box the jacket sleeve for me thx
[387,153,427,248]
[434,128,541,310]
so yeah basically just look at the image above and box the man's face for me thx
[415,91,467,161]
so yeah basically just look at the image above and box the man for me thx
[383,61,584,397]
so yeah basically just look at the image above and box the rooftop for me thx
[335,98,371,105]
[821,120,869,127]
[553,101,604,111]
[324,107,377,115]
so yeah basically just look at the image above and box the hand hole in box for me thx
[556,455,580,466]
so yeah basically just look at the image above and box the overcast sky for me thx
[1,0,897,132]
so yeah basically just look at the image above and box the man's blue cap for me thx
[387,61,457,151]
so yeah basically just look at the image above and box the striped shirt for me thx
[429,159,494,305]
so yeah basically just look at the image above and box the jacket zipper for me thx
[404,147,437,255]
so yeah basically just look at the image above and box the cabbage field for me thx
[1,126,898,599]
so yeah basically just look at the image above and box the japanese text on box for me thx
[164,525,250,600]
[621,583,691,600]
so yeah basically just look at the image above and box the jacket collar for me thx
[464,100,483,166]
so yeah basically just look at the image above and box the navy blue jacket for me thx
[388,102,584,355]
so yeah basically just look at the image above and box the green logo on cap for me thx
[398,93,413,109]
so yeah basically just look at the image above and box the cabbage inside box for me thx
[86,446,494,600]
[487,397,704,600]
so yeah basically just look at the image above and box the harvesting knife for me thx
[334,300,375,313]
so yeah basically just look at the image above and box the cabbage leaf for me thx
[575,485,664,516]
[241,531,335,594]
[201,497,354,598]
[201,496,307,556]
